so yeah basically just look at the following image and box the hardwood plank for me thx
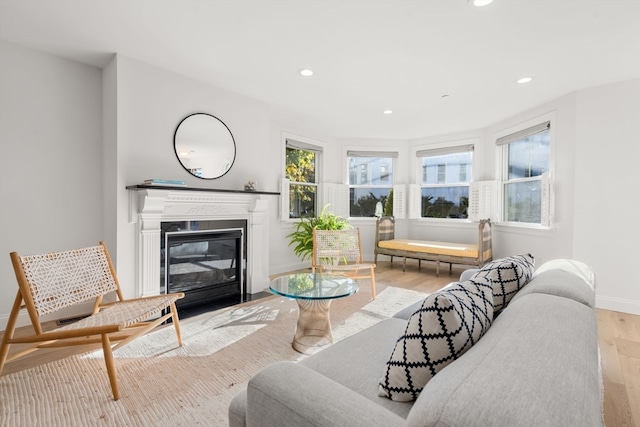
[604,379,636,427]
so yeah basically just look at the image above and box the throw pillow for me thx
[473,253,535,312]
[378,278,493,402]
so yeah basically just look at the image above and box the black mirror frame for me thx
[173,113,237,180]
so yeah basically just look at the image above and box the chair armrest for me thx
[246,361,406,427]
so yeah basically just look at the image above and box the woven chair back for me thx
[17,245,119,316]
[314,229,363,266]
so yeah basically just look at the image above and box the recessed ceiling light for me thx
[516,76,533,84]
[473,0,494,6]
[383,110,393,115]
[299,68,314,77]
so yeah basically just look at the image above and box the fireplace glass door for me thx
[164,228,243,310]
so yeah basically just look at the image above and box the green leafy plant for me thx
[287,205,350,262]
[383,189,394,216]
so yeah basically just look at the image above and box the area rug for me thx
[0,283,427,426]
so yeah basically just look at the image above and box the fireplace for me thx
[127,186,274,303]
[162,220,246,310]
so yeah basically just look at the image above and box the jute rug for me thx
[0,283,427,427]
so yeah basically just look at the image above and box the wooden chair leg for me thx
[370,267,376,300]
[101,334,120,400]
[0,292,23,373]
[170,302,183,347]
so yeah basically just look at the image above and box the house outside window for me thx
[347,151,396,217]
[286,139,321,219]
[417,144,473,219]
[498,121,550,225]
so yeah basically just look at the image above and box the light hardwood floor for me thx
[1,261,638,426]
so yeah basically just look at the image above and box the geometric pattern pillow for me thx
[378,277,494,402]
[472,253,535,313]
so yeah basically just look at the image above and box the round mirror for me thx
[173,113,236,179]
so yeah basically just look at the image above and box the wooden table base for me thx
[292,299,333,354]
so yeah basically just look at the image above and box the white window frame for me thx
[343,148,400,220]
[494,114,555,228]
[281,132,325,222]
[412,140,475,221]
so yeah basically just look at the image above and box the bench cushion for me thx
[378,239,479,258]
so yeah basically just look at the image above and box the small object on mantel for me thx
[244,181,257,191]
[144,179,187,186]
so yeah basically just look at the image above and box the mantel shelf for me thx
[126,184,280,195]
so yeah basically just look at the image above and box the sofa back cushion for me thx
[378,278,493,402]
[473,253,535,312]
[407,293,602,427]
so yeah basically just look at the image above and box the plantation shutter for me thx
[322,183,349,219]
[469,181,499,222]
[280,177,290,220]
[393,184,406,219]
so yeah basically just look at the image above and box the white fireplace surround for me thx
[129,188,271,297]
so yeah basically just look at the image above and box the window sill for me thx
[494,221,554,235]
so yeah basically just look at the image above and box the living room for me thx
[0,1,638,425]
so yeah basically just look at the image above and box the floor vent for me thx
[56,315,89,326]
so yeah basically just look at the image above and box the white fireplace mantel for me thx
[127,185,277,297]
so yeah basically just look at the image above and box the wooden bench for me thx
[374,217,492,276]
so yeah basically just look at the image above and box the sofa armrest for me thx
[246,361,406,427]
[459,268,480,282]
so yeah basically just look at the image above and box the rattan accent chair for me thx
[312,228,377,299]
[0,241,185,400]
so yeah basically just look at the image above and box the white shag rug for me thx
[0,284,427,427]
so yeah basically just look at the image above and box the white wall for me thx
[574,79,640,314]
[0,41,103,327]
[1,40,638,331]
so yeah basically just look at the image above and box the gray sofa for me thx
[229,259,603,427]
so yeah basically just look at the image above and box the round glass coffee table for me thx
[270,272,359,354]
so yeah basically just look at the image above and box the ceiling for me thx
[1,0,638,140]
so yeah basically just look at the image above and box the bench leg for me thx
[436,261,440,277]
[402,257,407,272]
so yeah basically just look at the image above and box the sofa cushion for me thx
[407,293,602,427]
[378,278,493,402]
[511,268,596,308]
[473,253,535,312]
[300,317,414,419]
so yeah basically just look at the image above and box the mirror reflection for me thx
[174,113,236,179]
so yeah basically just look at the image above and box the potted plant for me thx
[287,205,350,262]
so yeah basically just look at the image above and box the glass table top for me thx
[269,272,359,300]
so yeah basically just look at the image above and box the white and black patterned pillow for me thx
[473,253,535,312]
[378,278,493,402]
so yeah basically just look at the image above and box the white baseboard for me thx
[0,311,31,333]
[596,295,640,315]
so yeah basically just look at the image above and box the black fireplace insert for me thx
[162,225,244,311]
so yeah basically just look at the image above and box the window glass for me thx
[507,132,549,179]
[348,156,393,217]
[502,127,550,224]
[419,150,472,219]
[286,147,318,218]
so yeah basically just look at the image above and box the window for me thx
[497,121,551,225]
[285,139,322,219]
[416,144,473,219]
[347,150,397,217]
